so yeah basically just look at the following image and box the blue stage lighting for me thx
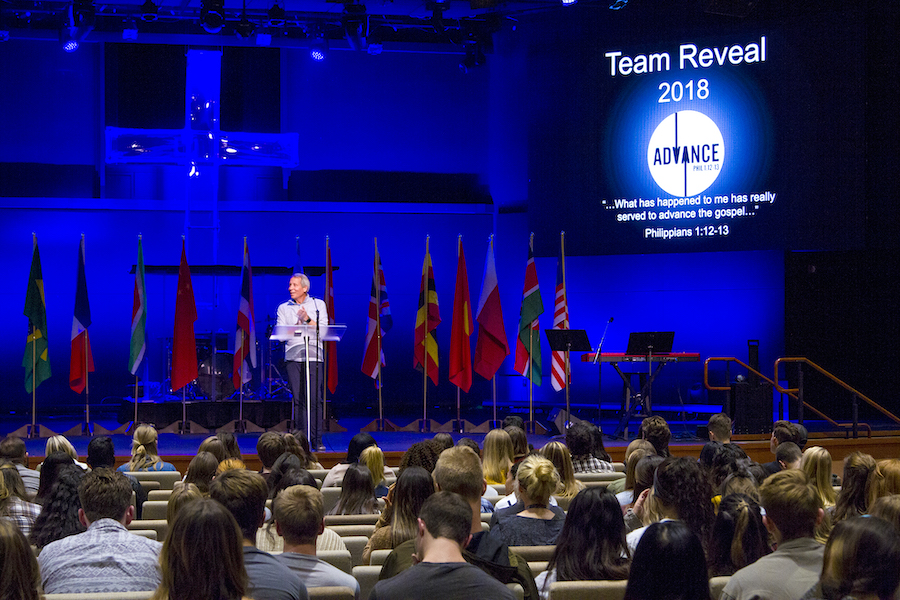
[609,0,628,8]
[309,35,328,61]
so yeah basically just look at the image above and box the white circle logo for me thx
[647,110,724,197]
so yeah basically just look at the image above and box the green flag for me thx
[129,237,147,375]
[23,237,51,392]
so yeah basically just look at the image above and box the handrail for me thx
[704,357,872,437]
[775,357,900,427]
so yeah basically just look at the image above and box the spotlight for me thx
[267,3,285,27]
[561,0,577,5]
[609,0,628,8]
[140,0,158,22]
[309,33,328,61]
[235,16,255,38]
[60,26,79,52]
[200,0,225,33]
[122,18,139,40]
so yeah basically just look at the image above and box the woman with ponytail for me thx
[489,455,565,546]
[118,425,177,472]
[707,493,771,576]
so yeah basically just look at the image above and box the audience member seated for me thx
[624,521,712,600]
[0,519,41,600]
[380,445,539,600]
[218,457,249,473]
[536,487,630,600]
[218,431,244,460]
[626,457,714,553]
[566,421,614,473]
[166,482,203,523]
[615,446,654,508]
[183,451,219,494]
[87,435,147,518]
[775,442,802,471]
[397,440,443,476]
[707,493,771,577]
[609,439,655,496]
[623,454,665,529]
[833,451,881,524]
[370,492,515,600]
[42,435,89,471]
[708,412,733,444]
[504,426,529,463]
[877,458,900,495]
[490,455,564,546]
[273,485,361,599]
[209,469,307,600]
[494,460,559,512]
[322,432,393,488]
[364,466,434,563]
[719,469,762,505]
[284,431,323,470]
[801,446,836,543]
[0,461,40,538]
[258,469,348,554]
[639,416,672,458]
[590,423,612,463]
[720,469,825,600]
[799,516,900,600]
[118,425,177,472]
[0,436,40,497]
[268,453,307,498]
[30,463,85,549]
[38,468,162,594]
[762,421,802,477]
[483,428,515,485]
[870,494,900,533]
[361,445,390,498]
[33,451,75,505]
[708,443,751,506]
[328,463,380,516]
[432,433,455,452]
[258,432,288,484]
[456,437,481,458]
[150,497,252,600]
[540,441,583,500]
[197,435,227,462]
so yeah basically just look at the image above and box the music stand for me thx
[270,324,346,441]
[545,329,592,431]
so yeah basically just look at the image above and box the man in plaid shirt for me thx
[0,461,41,537]
[566,422,614,473]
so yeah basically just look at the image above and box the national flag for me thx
[474,236,509,381]
[414,239,440,385]
[23,235,51,392]
[449,236,473,392]
[233,238,257,390]
[128,237,147,376]
[361,241,392,381]
[171,240,198,391]
[550,234,569,392]
[325,237,338,394]
[69,235,95,394]
[513,234,544,385]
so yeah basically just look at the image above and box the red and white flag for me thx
[551,233,569,392]
[233,237,257,390]
[69,235,94,393]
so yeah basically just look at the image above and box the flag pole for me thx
[527,232,535,434]
[561,231,571,427]
[323,236,329,408]
[421,235,429,433]
[134,375,139,425]
[375,239,384,430]
[133,234,142,430]
[455,235,462,433]
[31,317,37,439]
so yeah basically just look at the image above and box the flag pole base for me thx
[361,419,400,432]
[11,424,58,439]
[324,418,347,433]
[95,422,133,436]
[63,422,93,437]
[469,420,503,433]
[218,419,265,433]
[525,420,549,435]
[158,420,209,435]
[267,419,294,432]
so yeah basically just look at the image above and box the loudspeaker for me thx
[730,380,772,434]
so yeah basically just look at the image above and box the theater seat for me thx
[351,565,382,600]
[709,575,731,599]
[317,550,353,574]
[123,471,182,490]
[43,592,154,600]
[549,580,627,600]
[509,545,555,562]
[308,586,356,600]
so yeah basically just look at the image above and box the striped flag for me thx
[550,233,569,392]
[513,234,544,385]
[171,240,198,392]
[361,240,392,381]
[474,236,509,380]
[325,237,338,394]
[69,235,94,394]
[23,235,51,392]
[414,238,441,385]
[233,238,257,390]
[129,237,147,376]
[449,236,473,392]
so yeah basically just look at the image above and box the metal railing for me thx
[704,357,873,438]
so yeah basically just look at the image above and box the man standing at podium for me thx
[277,273,329,449]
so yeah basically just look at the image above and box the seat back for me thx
[316,550,353,574]
[140,500,169,521]
[147,489,173,501]
[324,513,380,526]
[124,471,183,490]
[549,580,627,600]
[128,529,158,541]
[509,545,555,562]
[307,586,356,600]
[528,561,549,575]
[126,519,168,541]
[43,593,154,600]
[322,487,342,515]
[507,583,525,600]
[709,575,731,599]
[351,565,382,600]
[341,535,369,568]
[369,549,393,565]
[328,524,376,538]
[612,462,626,472]
[573,472,624,483]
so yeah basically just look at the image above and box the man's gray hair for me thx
[291,273,310,291]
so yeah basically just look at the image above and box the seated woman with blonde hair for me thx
[540,441,583,499]
[40,436,88,472]
[118,425,177,472]
[489,455,565,546]
[482,428,515,486]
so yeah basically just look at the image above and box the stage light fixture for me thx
[0,30,9,42]
[309,33,328,61]
[561,0,577,6]
[267,3,285,27]
[122,18,139,40]
[140,0,159,22]
[609,0,628,8]
[458,41,485,74]
[200,0,225,34]
[60,26,79,52]
[342,4,366,51]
